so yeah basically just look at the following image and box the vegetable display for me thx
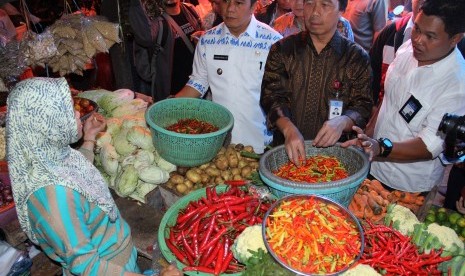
[73,97,95,118]
[273,155,348,183]
[265,196,362,274]
[349,179,426,223]
[424,206,465,242]
[165,186,273,275]
[166,118,219,134]
[165,144,259,195]
[360,221,452,275]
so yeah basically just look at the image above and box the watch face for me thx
[383,139,393,148]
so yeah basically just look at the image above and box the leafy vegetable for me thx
[242,249,293,276]
[115,164,139,196]
[127,126,154,150]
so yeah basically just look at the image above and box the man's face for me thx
[277,0,293,11]
[292,0,304,18]
[411,12,458,66]
[303,0,341,38]
[221,0,256,37]
[210,0,222,14]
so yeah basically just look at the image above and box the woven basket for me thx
[259,141,369,207]
[145,98,234,167]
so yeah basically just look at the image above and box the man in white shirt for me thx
[342,0,465,193]
[176,0,282,153]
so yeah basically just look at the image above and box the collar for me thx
[222,15,259,38]
[404,17,414,36]
[305,30,344,56]
[405,41,460,71]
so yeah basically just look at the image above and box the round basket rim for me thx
[261,194,365,276]
[259,141,369,189]
[145,98,234,138]
[157,185,243,276]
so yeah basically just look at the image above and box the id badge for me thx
[329,99,343,120]
[399,95,422,123]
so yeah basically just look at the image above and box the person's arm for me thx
[28,186,142,275]
[129,0,162,47]
[78,113,106,162]
[260,41,305,165]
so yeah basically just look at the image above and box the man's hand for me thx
[313,115,352,147]
[340,126,379,161]
[277,117,305,166]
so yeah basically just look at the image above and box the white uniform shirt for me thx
[187,16,282,153]
[372,41,465,192]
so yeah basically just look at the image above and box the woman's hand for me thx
[340,126,379,161]
[457,197,465,215]
[160,265,182,276]
[83,113,106,141]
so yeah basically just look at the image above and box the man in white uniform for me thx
[342,0,465,192]
[176,0,282,153]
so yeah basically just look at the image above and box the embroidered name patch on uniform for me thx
[214,55,228,60]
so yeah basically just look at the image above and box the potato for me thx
[200,173,211,184]
[205,167,221,177]
[184,179,194,189]
[165,180,175,189]
[249,161,259,170]
[221,170,232,181]
[241,166,252,178]
[186,169,201,183]
[231,168,241,176]
[214,176,224,184]
[176,166,189,176]
[199,162,211,170]
[215,154,229,171]
[227,153,239,168]
[238,160,248,169]
[243,145,254,152]
[170,174,185,185]
[232,174,243,180]
[234,143,245,151]
[176,183,188,194]
[194,168,203,175]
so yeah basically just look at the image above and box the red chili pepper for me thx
[224,180,250,186]
[177,205,208,224]
[199,215,216,249]
[181,230,196,259]
[165,239,188,265]
[214,240,225,276]
[200,227,228,253]
[204,240,223,267]
[220,251,234,274]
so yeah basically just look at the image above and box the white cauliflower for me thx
[426,223,464,252]
[384,204,420,236]
[232,225,267,263]
[342,264,381,276]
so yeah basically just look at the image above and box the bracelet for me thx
[83,139,96,144]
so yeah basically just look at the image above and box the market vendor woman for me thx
[6,78,180,276]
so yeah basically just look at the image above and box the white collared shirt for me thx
[187,16,282,153]
[371,41,465,192]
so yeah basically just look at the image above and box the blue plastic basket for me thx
[145,98,234,167]
[259,141,369,207]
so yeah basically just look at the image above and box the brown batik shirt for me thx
[260,31,373,145]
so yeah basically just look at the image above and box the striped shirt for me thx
[27,185,139,276]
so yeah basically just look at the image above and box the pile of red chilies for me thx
[360,221,452,275]
[165,185,272,275]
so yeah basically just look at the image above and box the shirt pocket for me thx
[403,96,431,133]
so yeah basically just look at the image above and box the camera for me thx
[438,113,465,162]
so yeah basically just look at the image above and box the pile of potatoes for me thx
[165,144,259,195]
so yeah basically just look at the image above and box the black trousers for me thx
[444,165,465,211]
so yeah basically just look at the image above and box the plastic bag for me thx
[0,241,32,276]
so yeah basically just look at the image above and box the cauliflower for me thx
[384,204,420,236]
[426,223,464,252]
[232,225,267,263]
[342,264,381,276]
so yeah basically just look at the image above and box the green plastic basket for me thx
[158,185,243,276]
[259,141,369,207]
[145,98,234,167]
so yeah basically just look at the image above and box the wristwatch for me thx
[378,138,393,157]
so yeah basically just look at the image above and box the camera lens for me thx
[439,113,465,140]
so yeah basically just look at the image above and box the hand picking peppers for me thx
[265,196,362,274]
[274,155,349,183]
[166,185,273,275]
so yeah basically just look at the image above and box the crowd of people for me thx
[2,0,465,274]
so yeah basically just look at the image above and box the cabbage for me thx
[96,132,112,148]
[106,117,123,136]
[109,99,148,118]
[78,89,113,103]
[97,89,135,114]
[113,128,137,156]
[127,126,154,150]
[99,143,120,176]
[121,116,147,129]
[115,164,139,196]
[137,164,169,184]
[134,149,155,169]
[121,154,136,167]
[156,156,176,173]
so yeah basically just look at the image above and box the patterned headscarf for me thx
[6,77,117,244]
